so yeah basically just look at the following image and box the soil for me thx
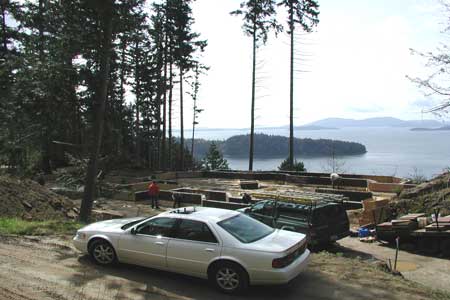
[338,237,450,294]
[0,235,446,300]
[0,176,77,221]
[2,174,450,299]
[395,172,450,216]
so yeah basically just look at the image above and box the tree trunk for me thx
[118,36,127,156]
[1,0,7,54]
[249,29,256,171]
[161,33,168,170]
[79,0,114,223]
[191,105,196,166]
[134,40,141,163]
[289,2,295,169]
[37,0,52,174]
[179,68,184,171]
[168,56,173,170]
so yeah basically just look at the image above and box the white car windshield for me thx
[218,214,274,243]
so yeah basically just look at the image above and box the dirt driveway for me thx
[338,237,450,293]
[1,235,446,300]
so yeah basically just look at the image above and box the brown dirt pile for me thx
[394,172,450,215]
[0,176,78,221]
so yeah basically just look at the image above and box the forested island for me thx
[190,134,367,158]
[410,126,450,131]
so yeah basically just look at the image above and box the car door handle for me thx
[155,241,165,246]
[205,248,215,252]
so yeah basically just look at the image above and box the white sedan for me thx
[73,207,310,293]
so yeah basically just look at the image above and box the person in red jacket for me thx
[147,181,160,209]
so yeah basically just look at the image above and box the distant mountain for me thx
[294,125,337,130]
[190,124,336,132]
[410,126,450,131]
[306,117,443,128]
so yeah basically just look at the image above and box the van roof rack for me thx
[251,191,348,207]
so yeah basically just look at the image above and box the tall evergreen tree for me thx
[79,0,115,222]
[231,0,282,171]
[172,0,206,170]
[278,0,319,170]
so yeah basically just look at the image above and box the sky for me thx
[178,0,449,129]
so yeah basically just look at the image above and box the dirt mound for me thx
[0,176,78,221]
[394,172,450,215]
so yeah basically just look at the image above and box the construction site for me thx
[1,169,450,300]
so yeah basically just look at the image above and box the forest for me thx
[0,0,321,220]
[1,0,206,175]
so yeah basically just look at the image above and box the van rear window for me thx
[312,205,345,225]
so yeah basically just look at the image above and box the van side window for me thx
[263,201,275,216]
[251,202,265,214]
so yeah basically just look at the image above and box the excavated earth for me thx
[394,172,450,215]
[0,235,447,300]
[0,176,77,220]
[1,174,450,299]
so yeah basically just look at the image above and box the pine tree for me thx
[278,0,319,170]
[231,0,282,171]
[202,142,229,171]
[172,0,206,171]
[79,0,115,223]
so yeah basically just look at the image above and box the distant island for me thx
[305,117,443,128]
[189,117,444,133]
[410,126,450,131]
[189,133,366,158]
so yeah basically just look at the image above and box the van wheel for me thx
[418,238,440,255]
[441,239,450,257]
[209,262,248,294]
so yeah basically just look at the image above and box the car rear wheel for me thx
[89,240,116,265]
[210,262,248,294]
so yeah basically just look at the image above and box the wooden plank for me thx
[399,213,425,221]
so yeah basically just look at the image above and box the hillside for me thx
[307,117,442,128]
[394,172,450,215]
[189,134,367,158]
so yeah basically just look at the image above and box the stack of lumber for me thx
[376,213,424,241]
[250,190,347,204]
[359,197,390,226]
[240,181,259,189]
[425,215,450,231]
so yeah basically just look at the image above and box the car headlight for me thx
[75,231,87,240]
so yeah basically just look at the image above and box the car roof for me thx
[161,206,239,223]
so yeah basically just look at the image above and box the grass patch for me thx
[0,218,83,235]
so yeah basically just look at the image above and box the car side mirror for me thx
[130,227,137,235]
[244,207,251,213]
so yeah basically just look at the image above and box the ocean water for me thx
[181,127,450,179]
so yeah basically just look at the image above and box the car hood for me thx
[81,217,144,232]
[247,229,306,253]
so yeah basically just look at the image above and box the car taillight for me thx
[272,256,291,268]
[272,241,307,269]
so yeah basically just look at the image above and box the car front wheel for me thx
[89,240,117,265]
[210,262,248,294]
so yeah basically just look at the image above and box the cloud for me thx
[347,105,384,113]
[187,0,445,128]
